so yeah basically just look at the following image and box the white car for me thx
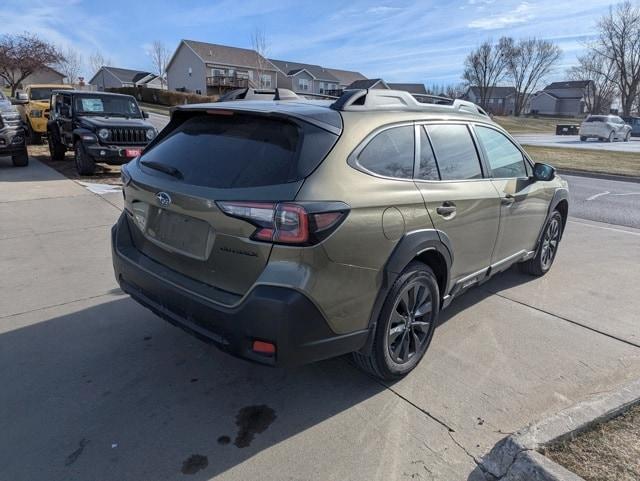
[579,115,632,142]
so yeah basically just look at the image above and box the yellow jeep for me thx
[15,84,73,144]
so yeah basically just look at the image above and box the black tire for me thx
[580,136,587,141]
[48,130,66,161]
[353,261,439,380]
[27,123,42,145]
[607,131,614,143]
[519,210,563,276]
[74,141,95,175]
[11,147,29,167]
[624,132,630,142]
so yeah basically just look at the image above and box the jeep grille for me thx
[107,128,147,144]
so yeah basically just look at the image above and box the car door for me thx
[473,124,551,268]
[58,94,74,145]
[414,123,501,291]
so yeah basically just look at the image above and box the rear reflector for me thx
[252,340,276,356]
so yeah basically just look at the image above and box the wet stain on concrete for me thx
[234,405,277,448]
[143,336,152,341]
[181,454,208,475]
[65,438,89,466]
[190,378,198,383]
[217,435,231,445]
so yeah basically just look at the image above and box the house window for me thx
[498,98,503,105]
[488,98,494,104]
[298,78,309,91]
[260,74,272,88]
[319,82,325,93]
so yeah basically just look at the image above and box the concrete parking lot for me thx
[1,156,640,481]
[514,133,640,152]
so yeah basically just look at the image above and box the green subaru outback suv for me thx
[112,89,568,380]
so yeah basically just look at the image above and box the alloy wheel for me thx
[387,280,433,364]
[540,217,560,270]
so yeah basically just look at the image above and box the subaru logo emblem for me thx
[156,192,172,207]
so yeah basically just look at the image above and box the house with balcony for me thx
[166,39,279,96]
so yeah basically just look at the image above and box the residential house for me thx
[462,86,517,115]
[89,67,164,91]
[166,39,279,96]
[529,80,595,117]
[324,68,368,92]
[388,83,427,94]
[0,65,65,89]
[348,78,389,90]
[269,59,340,95]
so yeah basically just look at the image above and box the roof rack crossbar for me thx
[330,89,489,117]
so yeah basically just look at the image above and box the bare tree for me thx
[250,28,270,88]
[567,53,616,114]
[88,49,111,75]
[57,46,83,85]
[0,33,64,96]
[149,40,170,88]
[591,1,640,116]
[462,38,510,109]
[505,38,562,116]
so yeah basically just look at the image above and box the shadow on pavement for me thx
[0,267,538,480]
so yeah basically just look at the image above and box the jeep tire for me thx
[48,129,66,161]
[75,141,95,175]
[354,261,439,380]
[11,147,29,167]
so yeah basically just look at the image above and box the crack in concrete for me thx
[447,431,496,481]
[0,291,121,320]
[485,289,640,350]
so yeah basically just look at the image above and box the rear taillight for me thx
[217,201,348,246]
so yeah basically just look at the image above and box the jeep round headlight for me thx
[146,128,156,141]
[98,128,109,140]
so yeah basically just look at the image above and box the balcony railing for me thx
[206,75,249,89]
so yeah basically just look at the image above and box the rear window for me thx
[585,116,606,123]
[139,112,337,188]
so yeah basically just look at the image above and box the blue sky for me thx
[0,0,622,85]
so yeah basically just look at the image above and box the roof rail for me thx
[218,87,299,102]
[330,89,489,117]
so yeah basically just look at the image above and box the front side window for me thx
[425,124,482,180]
[357,125,414,179]
[475,126,527,178]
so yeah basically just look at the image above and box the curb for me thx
[557,168,640,183]
[479,377,640,480]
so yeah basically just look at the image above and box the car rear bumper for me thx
[111,213,368,367]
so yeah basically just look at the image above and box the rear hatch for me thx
[580,116,607,135]
[122,105,341,297]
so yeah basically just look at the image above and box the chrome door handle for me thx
[501,194,515,205]
[436,203,456,216]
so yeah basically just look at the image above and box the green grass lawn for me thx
[494,115,582,134]
[523,145,640,177]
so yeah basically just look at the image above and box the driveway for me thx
[514,133,640,152]
[1,157,640,481]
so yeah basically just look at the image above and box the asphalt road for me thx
[515,134,640,152]
[564,173,640,229]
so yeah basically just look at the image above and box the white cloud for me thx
[468,2,534,29]
[366,6,403,14]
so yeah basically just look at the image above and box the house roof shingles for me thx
[183,39,276,71]
[468,86,516,98]
[103,67,153,84]
[545,80,592,90]
[269,59,339,82]
[325,67,367,87]
[348,78,387,89]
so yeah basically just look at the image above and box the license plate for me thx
[125,149,141,158]
[146,208,211,259]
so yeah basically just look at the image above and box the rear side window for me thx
[586,116,606,123]
[139,113,337,188]
[475,126,527,178]
[425,124,482,180]
[357,125,414,179]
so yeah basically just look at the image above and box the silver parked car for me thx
[579,114,632,142]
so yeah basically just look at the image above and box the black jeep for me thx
[47,90,157,175]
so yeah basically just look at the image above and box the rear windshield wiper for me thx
[140,160,183,179]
